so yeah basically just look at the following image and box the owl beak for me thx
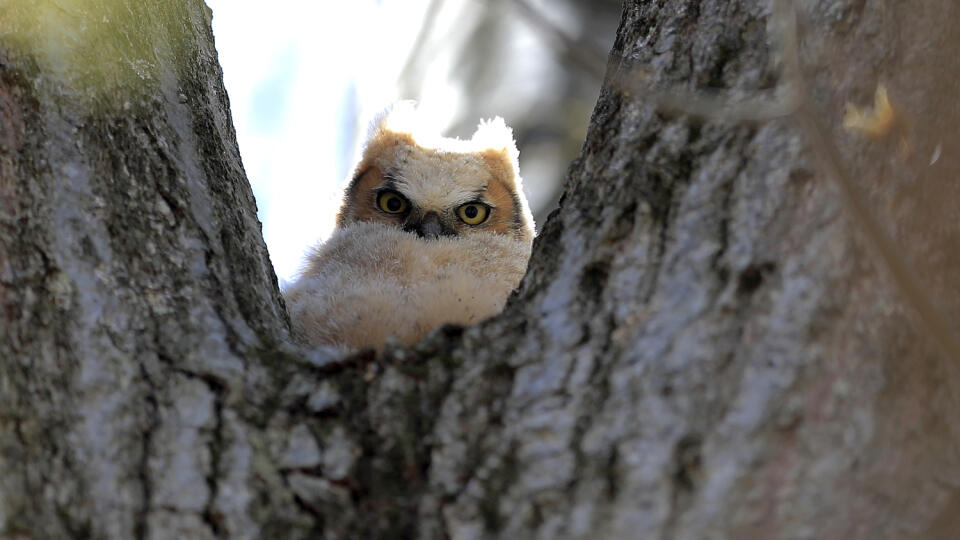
[409,212,454,239]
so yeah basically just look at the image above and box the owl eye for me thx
[457,203,490,225]
[377,191,409,214]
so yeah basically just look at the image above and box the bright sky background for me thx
[207,1,593,286]
[207,0,464,285]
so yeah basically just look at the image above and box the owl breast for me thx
[284,221,530,350]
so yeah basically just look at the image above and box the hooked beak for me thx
[407,212,455,239]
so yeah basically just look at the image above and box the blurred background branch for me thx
[208,0,620,282]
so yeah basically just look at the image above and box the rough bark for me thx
[3,1,960,539]
[0,2,293,537]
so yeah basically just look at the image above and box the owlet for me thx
[284,104,535,351]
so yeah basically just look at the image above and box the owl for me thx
[283,104,535,351]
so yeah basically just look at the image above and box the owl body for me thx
[284,104,534,351]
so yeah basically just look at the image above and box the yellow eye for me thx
[377,191,408,214]
[457,203,489,225]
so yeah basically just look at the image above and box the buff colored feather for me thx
[284,104,534,351]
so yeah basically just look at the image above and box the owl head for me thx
[336,103,535,244]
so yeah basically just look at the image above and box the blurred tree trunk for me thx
[3,1,960,539]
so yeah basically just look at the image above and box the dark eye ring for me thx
[377,190,409,214]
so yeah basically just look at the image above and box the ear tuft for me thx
[471,117,519,167]
[369,100,419,139]
[356,102,423,170]
[366,101,456,151]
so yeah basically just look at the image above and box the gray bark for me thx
[3,1,960,539]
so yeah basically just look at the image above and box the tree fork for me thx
[3,1,960,539]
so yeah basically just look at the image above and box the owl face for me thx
[336,106,534,244]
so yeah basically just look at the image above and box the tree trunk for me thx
[3,1,960,539]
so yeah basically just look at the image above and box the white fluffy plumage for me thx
[284,104,534,351]
[284,221,529,349]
